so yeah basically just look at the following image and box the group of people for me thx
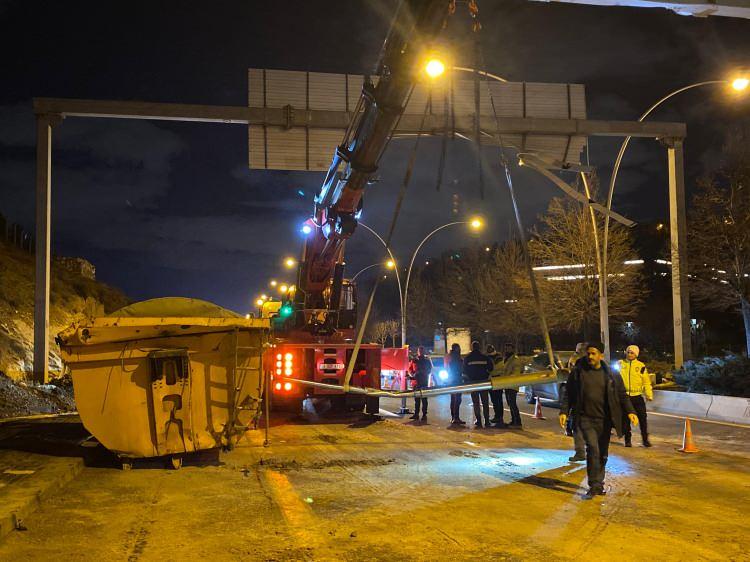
[407,339,655,500]
[406,341,524,429]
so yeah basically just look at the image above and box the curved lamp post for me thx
[403,218,484,338]
[599,77,749,359]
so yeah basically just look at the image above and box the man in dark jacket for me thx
[463,341,493,428]
[559,341,638,499]
[446,343,466,425]
[408,346,432,422]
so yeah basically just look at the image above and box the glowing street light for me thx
[424,58,446,79]
[386,259,395,269]
[300,223,313,235]
[269,280,278,288]
[260,294,268,301]
[469,217,484,230]
[732,77,749,91]
[279,284,289,294]
[255,298,264,307]
[284,257,296,269]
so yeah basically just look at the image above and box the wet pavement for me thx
[0,396,747,561]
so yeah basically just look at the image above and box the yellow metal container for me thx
[57,298,270,463]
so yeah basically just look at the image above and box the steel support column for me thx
[33,114,55,384]
[666,138,692,368]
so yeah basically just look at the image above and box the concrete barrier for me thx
[651,390,750,426]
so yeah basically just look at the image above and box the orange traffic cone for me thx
[533,397,546,420]
[678,418,699,453]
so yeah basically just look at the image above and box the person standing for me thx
[463,341,493,428]
[566,342,587,462]
[487,344,508,427]
[445,343,466,425]
[499,343,523,428]
[618,345,653,447]
[408,346,432,422]
[559,342,638,499]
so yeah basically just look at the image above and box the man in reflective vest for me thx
[617,345,653,447]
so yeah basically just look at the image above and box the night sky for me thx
[1,0,749,314]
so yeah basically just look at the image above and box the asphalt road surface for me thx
[0,395,748,561]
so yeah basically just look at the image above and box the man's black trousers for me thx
[623,394,648,442]
[471,390,490,424]
[450,393,462,421]
[578,416,613,490]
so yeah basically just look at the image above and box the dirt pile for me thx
[0,372,75,419]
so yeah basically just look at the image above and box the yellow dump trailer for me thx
[57,298,270,468]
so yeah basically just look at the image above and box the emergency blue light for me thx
[301,224,313,235]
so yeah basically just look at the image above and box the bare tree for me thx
[688,126,750,355]
[529,186,646,339]
[384,319,400,347]
[369,320,390,346]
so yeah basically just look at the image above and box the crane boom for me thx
[293,0,451,326]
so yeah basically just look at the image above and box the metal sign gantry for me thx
[31,96,689,383]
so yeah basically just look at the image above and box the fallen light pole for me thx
[289,369,567,399]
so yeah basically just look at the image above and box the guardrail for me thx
[651,390,750,426]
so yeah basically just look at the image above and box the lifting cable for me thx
[473,16,558,371]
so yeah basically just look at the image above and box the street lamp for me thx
[403,217,485,340]
[424,58,446,79]
[284,257,296,269]
[269,280,278,288]
[599,75,749,360]
[351,261,394,281]
[279,284,289,294]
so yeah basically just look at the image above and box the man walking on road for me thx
[566,342,587,462]
[618,345,653,447]
[559,342,638,499]
[408,346,432,422]
[446,343,466,425]
[463,341,493,428]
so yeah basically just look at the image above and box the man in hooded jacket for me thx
[446,343,466,425]
[559,341,638,499]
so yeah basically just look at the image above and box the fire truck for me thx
[262,0,450,415]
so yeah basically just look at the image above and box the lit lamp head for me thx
[731,77,749,91]
[385,259,395,269]
[255,298,264,307]
[425,58,446,79]
[269,280,278,288]
[279,284,289,294]
[469,217,484,231]
[284,257,296,269]
[300,223,313,235]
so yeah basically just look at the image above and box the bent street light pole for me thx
[602,80,730,367]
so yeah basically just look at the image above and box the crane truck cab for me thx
[263,279,382,415]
